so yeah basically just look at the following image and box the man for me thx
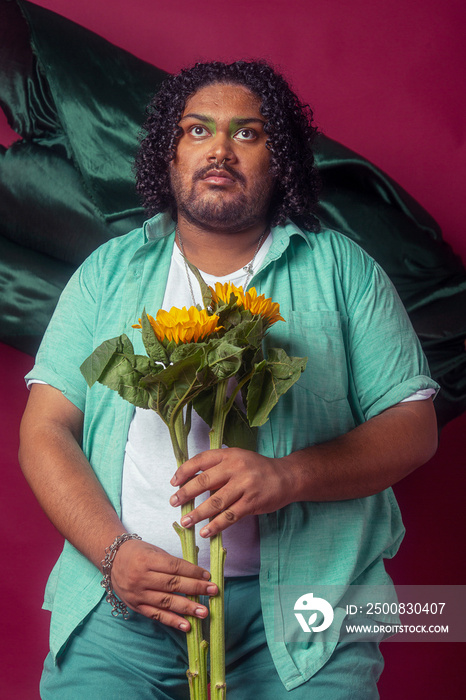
[19,61,438,698]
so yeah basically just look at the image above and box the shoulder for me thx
[57,228,142,308]
[307,226,376,270]
[279,220,375,265]
[71,213,172,292]
[80,225,145,272]
[282,222,377,291]
[280,222,401,318]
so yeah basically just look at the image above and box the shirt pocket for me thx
[265,310,348,403]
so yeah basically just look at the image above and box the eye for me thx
[234,128,257,141]
[188,125,211,139]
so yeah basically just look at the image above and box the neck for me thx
[175,216,269,276]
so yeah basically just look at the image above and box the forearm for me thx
[19,386,218,630]
[19,387,123,570]
[281,399,438,502]
[172,398,438,537]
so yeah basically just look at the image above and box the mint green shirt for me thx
[27,213,438,689]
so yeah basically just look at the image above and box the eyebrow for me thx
[179,113,215,124]
[179,113,265,126]
[231,118,266,127]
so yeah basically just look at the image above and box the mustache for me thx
[193,163,246,186]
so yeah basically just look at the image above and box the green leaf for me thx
[223,403,257,451]
[140,348,213,423]
[141,348,205,389]
[146,382,169,420]
[117,382,151,409]
[243,359,268,421]
[207,340,244,379]
[184,258,213,309]
[141,309,168,364]
[192,387,257,450]
[170,341,207,364]
[216,302,244,331]
[225,316,265,348]
[99,351,149,391]
[217,306,242,329]
[191,388,214,428]
[98,349,158,409]
[246,349,307,427]
[80,335,134,387]
[165,339,179,359]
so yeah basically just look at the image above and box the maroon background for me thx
[1,1,465,698]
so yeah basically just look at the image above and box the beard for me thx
[170,163,274,232]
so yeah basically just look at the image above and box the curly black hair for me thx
[135,60,321,231]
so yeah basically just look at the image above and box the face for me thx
[169,83,275,232]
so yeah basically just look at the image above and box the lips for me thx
[202,169,235,183]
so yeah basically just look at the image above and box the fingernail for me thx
[179,621,189,631]
[202,572,211,580]
[200,527,211,538]
[206,585,217,595]
[181,515,192,527]
[170,474,178,486]
[170,494,179,506]
[195,607,207,618]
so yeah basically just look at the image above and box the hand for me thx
[110,538,218,631]
[169,448,296,538]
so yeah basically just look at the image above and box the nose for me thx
[206,133,237,165]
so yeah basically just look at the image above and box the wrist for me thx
[278,448,316,504]
[275,453,303,505]
[101,532,142,618]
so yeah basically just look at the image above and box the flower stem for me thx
[171,408,208,700]
[209,379,229,699]
[209,533,227,699]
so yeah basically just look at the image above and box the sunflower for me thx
[133,306,222,344]
[210,282,284,326]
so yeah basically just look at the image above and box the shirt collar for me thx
[142,211,311,250]
[143,212,176,242]
[260,219,312,268]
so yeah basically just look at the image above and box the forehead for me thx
[182,83,262,119]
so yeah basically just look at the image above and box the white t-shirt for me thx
[120,236,272,576]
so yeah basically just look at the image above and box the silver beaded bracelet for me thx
[100,532,142,619]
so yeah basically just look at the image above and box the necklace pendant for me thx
[243,263,252,273]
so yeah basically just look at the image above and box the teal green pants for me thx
[40,576,384,699]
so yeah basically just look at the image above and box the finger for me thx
[137,604,192,631]
[199,504,243,538]
[146,549,212,582]
[178,486,242,528]
[136,600,207,632]
[120,571,218,623]
[171,449,225,486]
[144,589,210,621]
[170,467,233,507]
[144,570,218,599]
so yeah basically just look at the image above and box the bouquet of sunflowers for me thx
[81,269,307,700]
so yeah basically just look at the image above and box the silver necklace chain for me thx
[176,226,267,307]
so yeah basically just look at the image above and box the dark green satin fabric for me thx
[313,138,466,425]
[1,0,465,426]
